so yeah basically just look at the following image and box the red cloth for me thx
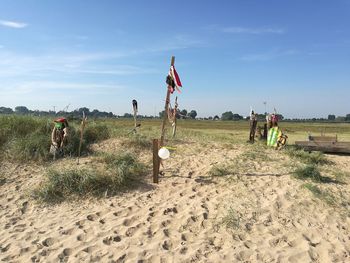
[55,117,67,123]
[169,66,182,93]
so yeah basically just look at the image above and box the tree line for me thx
[1,106,349,122]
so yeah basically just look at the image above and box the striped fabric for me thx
[267,127,282,147]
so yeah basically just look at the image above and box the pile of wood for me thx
[295,135,350,154]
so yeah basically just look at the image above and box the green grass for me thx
[33,152,146,203]
[222,207,241,230]
[209,164,237,177]
[303,183,336,205]
[285,146,332,165]
[0,115,110,162]
[293,165,340,183]
[122,134,152,150]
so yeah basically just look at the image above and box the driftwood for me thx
[295,135,350,154]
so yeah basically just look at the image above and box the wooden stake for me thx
[77,112,87,164]
[152,139,159,183]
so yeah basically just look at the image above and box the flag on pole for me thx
[169,66,182,93]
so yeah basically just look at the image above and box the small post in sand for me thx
[77,111,87,164]
[152,139,159,183]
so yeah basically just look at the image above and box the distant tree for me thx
[159,110,165,118]
[15,106,29,115]
[78,107,90,116]
[0,107,13,114]
[123,113,133,118]
[221,111,234,120]
[328,115,336,121]
[180,109,187,116]
[346,114,350,121]
[188,110,197,119]
[276,114,284,121]
[336,116,346,122]
[213,115,220,120]
[232,113,243,121]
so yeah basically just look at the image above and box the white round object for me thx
[158,147,170,159]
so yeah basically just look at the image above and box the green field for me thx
[1,115,350,159]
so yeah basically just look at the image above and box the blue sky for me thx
[0,0,349,118]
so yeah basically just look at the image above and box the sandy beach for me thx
[1,138,350,263]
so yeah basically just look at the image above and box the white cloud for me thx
[220,26,285,34]
[240,49,299,61]
[0,20,28,28]
[0,51,158,77]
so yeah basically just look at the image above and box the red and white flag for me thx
[169,66,182,93]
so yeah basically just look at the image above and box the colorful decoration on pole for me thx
[153,56,183,183]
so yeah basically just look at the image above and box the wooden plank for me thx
[309,136,337,142]
[295,141,350,154]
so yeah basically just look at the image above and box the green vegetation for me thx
[222,207,241,230]
[122,134,153,150]
[292,165,338,183]
[209,164,237,177]
[0,115,110,162]
[285,146,332,165]
[33,152,146,203]
[303,183,335,205]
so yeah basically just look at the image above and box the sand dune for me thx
[1,138,349,262]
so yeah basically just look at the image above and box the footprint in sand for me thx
[20,201,28,214]
[163,207,178,215]
[163,229,170,237]
[180,246,188,254]
[77,234,86,242]
[123,216,137,227]
[75,219,86,228]
[42,237,55,247]
[87,214,99,221]
[60,227,75,235]
[162,240,172,250]
[103,235,122,245]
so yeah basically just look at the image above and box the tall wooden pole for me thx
[160,56,175,147]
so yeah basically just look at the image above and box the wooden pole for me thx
[160,56,175,147]
[77,112,87,164]
[152,139,159,183]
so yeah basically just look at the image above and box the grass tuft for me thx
[286,146,332,165]
[209,164,236,177]
[33,152,146,203]
[0,115,110,162]
[122,134,152,150]
[222,207,241,230]
[303,183,335,205]
[293,165,340,184]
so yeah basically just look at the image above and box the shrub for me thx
[286,147,331,165]
[34,152,146,203]
[0,115,110,162]
[84,123,110,144]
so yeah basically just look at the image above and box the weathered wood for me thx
[160,56,175,147]
[295,141,350,154]
[77,112,87,164]
[309,136,337,142]
[152,139,159,183]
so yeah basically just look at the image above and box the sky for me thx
[0,0,349,118]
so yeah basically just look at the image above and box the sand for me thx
[1,138,350,262]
